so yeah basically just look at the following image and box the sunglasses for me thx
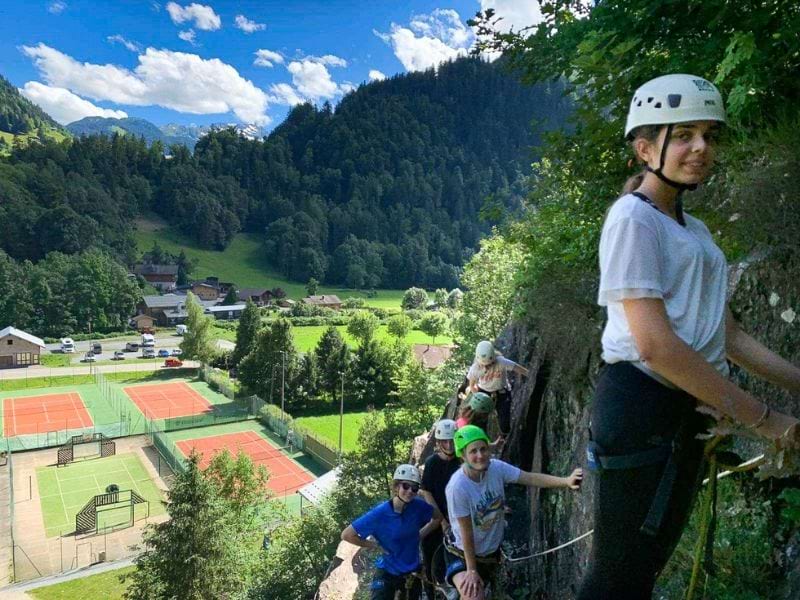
[400,482,420,493]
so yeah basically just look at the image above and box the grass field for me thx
[40,354,72,368]
[134,218,405,307]
[36,453,165,537]
[28,565,135,600]
[294,411,370,453]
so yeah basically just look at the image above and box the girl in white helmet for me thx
[342,463,439,600]
[578,74,800,599]
[466,341,529,438]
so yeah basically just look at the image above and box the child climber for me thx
[445,425,582,600]
[467,341,529,438]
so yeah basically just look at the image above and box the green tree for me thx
[433,288,448,308]
[402,287,429,310]
[232,299,261,367]
[386,313,412,340]
[221,287,238,305]
[124,453,257,600]
[419,312,449,345]
[239,318,298,402]
[306,277,319,296]
[180,292,216,363]
[447,288,463,309]
[454,232,524,350]
[314,326,348,404]
[346,310,379,344]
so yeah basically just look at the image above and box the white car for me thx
[81,352,96,363]
[171,348,183,357]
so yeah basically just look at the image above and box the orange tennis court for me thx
[176,430,315,495]
[3,393,93,437]
[124,382,213,420]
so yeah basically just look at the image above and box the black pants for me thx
[421,529,442,600]
[577,363,707,600]
[370,568,420,600]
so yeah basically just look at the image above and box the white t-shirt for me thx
[598,194,729,376]
[446,459,521,556]
[467,356,518,392]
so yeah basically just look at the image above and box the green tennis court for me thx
[36,452,166,537]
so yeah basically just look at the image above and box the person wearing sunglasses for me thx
[341,464,440,599]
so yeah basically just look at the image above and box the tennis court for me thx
[36,452,166,537]
[3,392,93,438]
[124,381,213,420]
[175,429,315,496]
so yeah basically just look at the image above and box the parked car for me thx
[81,352,96,363]
[164,357,183,368]
[141,348,156,359]
[60,337,76,353]
[91,342,102,354]
[171,348,183,357]
[125,342,140,352]
[176,324,188,336]
[157,349,170,358]
[112,350,125,360]
[141,333,155,348]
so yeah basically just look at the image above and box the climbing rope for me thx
[685,436,765,600]
[502,529,595,563]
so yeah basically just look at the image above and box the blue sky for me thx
[0,0,542,129]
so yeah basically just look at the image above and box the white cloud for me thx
[287,59,339,100]
[20,81,128,124]
[234,14,266,33]
[268,83,304,106]
[107,35,141,53]
[166,2,221,31]
[311,54,347,68]
[178,29,197,44]
[375,9,473,72]
[254,49,284,68]
[22,43,271,125]
[48,1,66,14]
[368,69,386,81]
[478,0,543,33]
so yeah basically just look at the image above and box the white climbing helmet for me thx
[434,419,457,441]
[624,74,726,139]
[392,464,421,484]
[475,340,495,366]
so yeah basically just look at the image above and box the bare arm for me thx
[419,516,441,540]
[341,525,379,551]
[419,490,446,527]
[456,514,479,572]
[623,298,798,440]
[517,468,582,489]
[726,309,800,394]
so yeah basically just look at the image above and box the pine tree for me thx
[232,299,261,366]
[180,293,216,363]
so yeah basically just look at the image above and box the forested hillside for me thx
[0,57,569,293]
[0,74,68,152]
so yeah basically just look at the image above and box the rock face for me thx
[499,322,597,599]
[315,541,372,600]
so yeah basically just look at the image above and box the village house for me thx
[412,344,455,369]
[302,295,343,310]
[0,326,45,368]
[237,288,273,306]
[130,314,156,332]
[136,294,218,326]
[133,264,179,292]
[188,281,220,302]
[204,304,248,321]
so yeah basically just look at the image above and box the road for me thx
[0,360,200,381]
[46,333,190,364]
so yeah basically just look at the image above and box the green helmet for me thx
[468,392,494,414]
[454,425,490,456]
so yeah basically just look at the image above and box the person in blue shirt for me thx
[341,463,439,600]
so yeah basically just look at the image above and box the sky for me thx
[0,0,544,129]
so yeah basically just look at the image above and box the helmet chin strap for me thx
[643,124,694,225]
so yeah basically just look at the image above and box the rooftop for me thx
[0,326,46,348]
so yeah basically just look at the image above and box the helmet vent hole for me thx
[647,97,653,103]
[654,102,662,108]
[668,94,682,108]
[637,101,642,106]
